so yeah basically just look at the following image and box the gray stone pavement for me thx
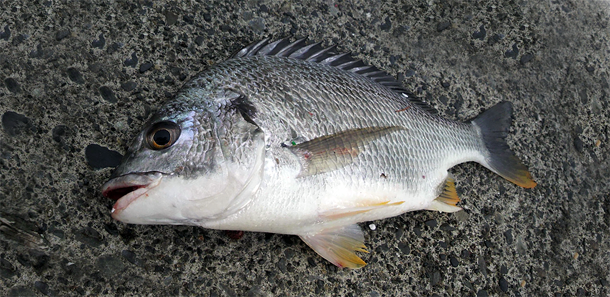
[1,0,609,296]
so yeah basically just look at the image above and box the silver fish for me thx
[102,38,536,268]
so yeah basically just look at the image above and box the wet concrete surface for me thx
[1,0,609,296]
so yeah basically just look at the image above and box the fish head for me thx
[102,90,265,226]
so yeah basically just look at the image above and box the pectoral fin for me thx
[287,126,404,177]
[427,176,462,213]
[320,200,404,220]
[299,224,368,269]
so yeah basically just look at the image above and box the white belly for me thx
[199,153,449,235]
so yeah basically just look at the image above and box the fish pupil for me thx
[153,129,171,146]
[147,121,181,150]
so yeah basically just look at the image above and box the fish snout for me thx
[101,172,163,213]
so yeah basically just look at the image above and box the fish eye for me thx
[146,121,181,150]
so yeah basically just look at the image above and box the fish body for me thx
[102,38,536,268]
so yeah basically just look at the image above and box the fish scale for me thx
[178,55,475,231]
[204,56,477,183]
[103,38,536,269]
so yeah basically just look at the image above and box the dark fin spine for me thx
[232,37,439,113]
[259,38,291,56]
[288,41,323,60]
[334,59,367,71]
[472,102,537,188]
[323,52,352,66]
[232,38,270,58]
[307,45,338,62]
[276,38,307,57]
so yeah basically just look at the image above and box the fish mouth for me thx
[102,172,164,215]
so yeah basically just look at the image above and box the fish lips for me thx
[102,172,164,217]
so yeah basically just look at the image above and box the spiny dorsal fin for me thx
[232,37,437,114]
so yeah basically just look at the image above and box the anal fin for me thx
[299,224,368,269]
[427,176,462,213]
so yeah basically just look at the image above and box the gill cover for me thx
[182,128,265,220]
[174,89,266,221]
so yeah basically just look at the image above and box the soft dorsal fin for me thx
[232,37,437,114]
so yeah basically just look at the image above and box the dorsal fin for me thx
[232,37,437,114]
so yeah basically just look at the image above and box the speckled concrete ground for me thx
[1,0,609,296]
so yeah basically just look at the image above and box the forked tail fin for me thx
[472,102,537,188]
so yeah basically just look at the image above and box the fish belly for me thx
[200,125,483,234]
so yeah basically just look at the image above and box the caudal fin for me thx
[472,102,537,188]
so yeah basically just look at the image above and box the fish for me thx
[101,38,536,269]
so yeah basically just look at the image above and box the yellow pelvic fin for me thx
[299,224,368,269]
[427,176,463,213]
